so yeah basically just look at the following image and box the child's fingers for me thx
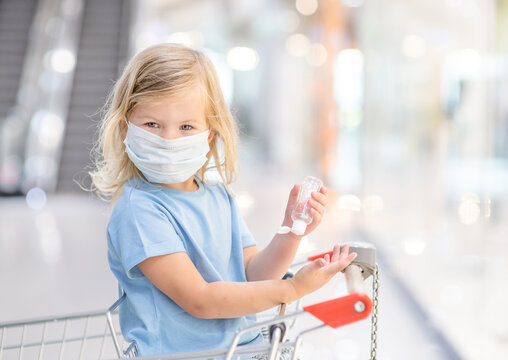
[328,252,357,273]
[314,258,327,267]
[284,184,300,220]
[347,252,358,263]
[310,208,322,223]
[331,244,340,262]
[339,245,356,266]
[323,245,358,274]
[290,184,300,198]
[311,191,328,207]
[286,184,299,207]
[309,199,325,216]
[339,244,350,259]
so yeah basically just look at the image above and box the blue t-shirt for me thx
[107,177,261,356]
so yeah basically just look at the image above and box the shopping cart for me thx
[0,243,379,360]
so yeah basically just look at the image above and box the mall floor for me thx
[0,168,459,360]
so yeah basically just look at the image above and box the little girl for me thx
[90,43,356,357]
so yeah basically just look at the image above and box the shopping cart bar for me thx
[0,243,377,360]
[222,244,376,360]
[0,307,131,360]
[133,244,377,360]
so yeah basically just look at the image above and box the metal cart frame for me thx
[0,244,379,360]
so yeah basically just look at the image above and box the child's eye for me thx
[146,122,159,128]
[180,124,193,131]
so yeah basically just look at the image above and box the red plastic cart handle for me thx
[303,292,373,328]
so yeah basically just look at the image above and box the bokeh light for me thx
[295,0,318,16]
[25,187,47,210]
[306,43,327,66]
[45,48,76,73]
[227,47,259,71]
[285,33,310,57]
[167,31,204,49]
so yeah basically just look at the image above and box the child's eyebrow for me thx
[138,113,201,123]
[139,114,163,122]
[178,118,199,123]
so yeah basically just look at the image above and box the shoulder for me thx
[111,179,166,220]
[204,179,228,195]
[202,179,233,204]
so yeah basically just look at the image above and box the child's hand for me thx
[282,184,328,236]
[289,244,357,299]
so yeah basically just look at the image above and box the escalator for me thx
[0,0,130,195]
[56,0,130,192]
[0,0,38,195]
[0,0,37,121]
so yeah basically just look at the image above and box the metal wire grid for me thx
[0,308,134,360]
[0,259,376,360]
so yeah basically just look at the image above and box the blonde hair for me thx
[89,43,238,202]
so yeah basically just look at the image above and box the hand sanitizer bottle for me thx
[291,176,323,235]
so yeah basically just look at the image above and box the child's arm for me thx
[244,184,328,281]
[138,244,356,319]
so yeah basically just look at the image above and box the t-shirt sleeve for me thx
[229,194,257,249]
[108,194,186,279]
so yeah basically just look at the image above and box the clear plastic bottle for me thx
[291,176,323,235]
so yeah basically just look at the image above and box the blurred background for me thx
[1,0,507,359]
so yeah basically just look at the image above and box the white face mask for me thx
[124,122,211,184]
